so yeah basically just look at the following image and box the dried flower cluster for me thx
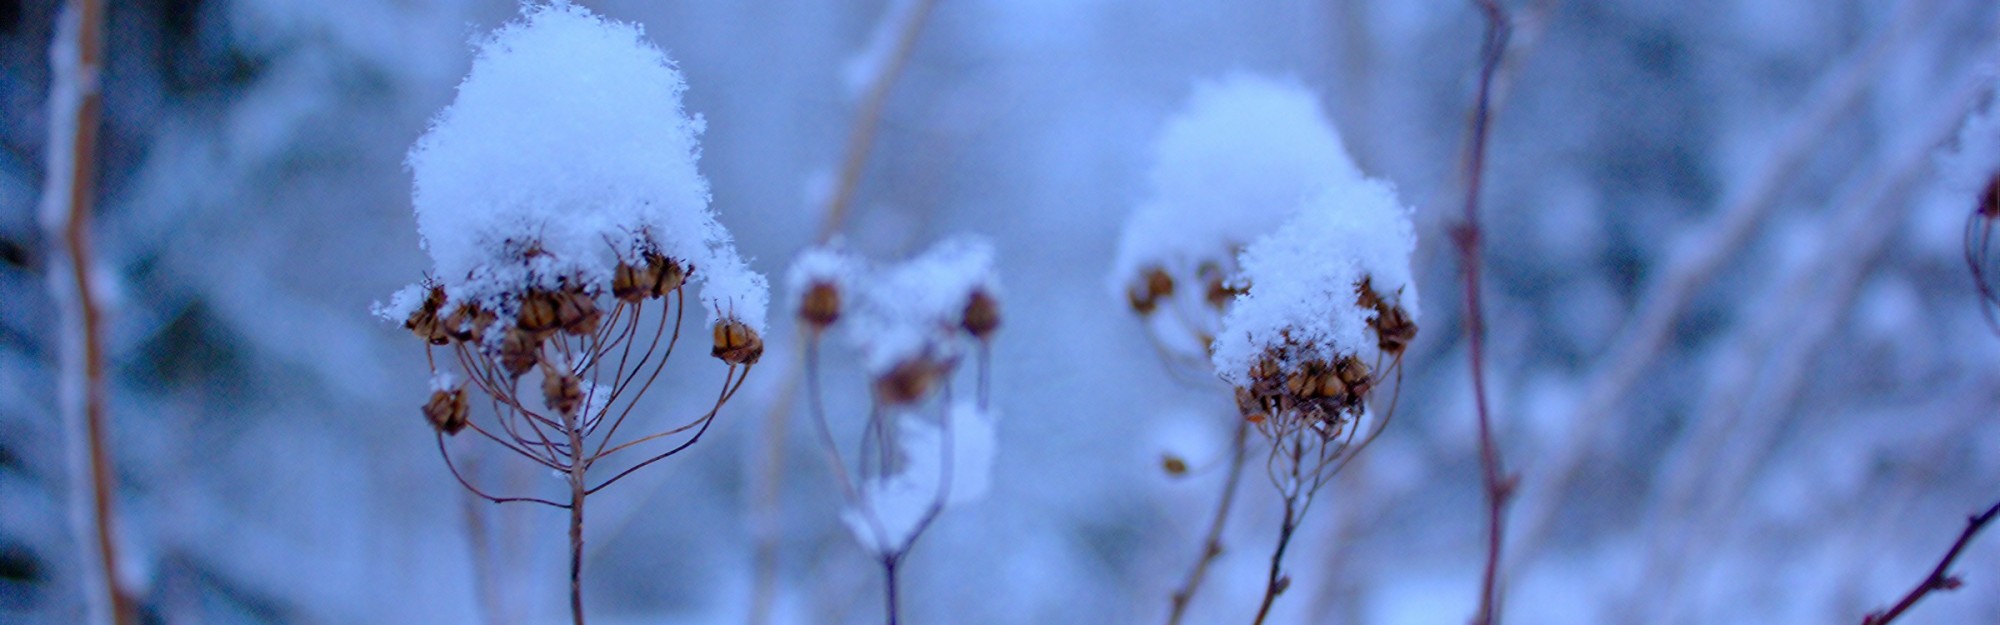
[787,238,1002,624]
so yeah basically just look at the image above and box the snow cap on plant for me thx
[841,400,997,553]
[1110,74,1361,318]
[377,2,768,344]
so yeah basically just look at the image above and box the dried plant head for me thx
[713,317,764,365]
[962,289,1001,340]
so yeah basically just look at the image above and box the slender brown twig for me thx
[1455,2,1513,624]
[1165,419,1250,625]
[1860,500,2000,625]
[44,1,133,623]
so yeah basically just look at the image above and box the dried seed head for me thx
[1161,454,1189,476]
[648,254,687,298]
[711,318,763,365]
[518,289,561,334]
[444,303,496,344]
[962,290,1001,340]
[1127,266,1175,315]
[799,281,842,330]
[406,285,452,345]
[499,327,539,377]
[1336,355,1371,397]
[613,260,656,303]
[1373,304,1416,354]
[423,387,470,435]
[555,287,601,336]
[1199,261,1242,310]
[874,358,942,406]
[540,362,583,416]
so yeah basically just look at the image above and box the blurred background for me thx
[5,0,2000,623]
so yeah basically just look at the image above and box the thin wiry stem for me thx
[1861,499,2000,625]
[1457,2,1513,624]
[1165,419,1250,625]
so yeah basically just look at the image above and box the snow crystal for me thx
[1109,74,1362,298]
[841,401,997,553]
[1210,177,1419,386]
[844,236,1000,374]
[400,3,766,331]
[427,370,459,392]
[370,283,429,323]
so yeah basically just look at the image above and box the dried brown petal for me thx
[711,319,764,365]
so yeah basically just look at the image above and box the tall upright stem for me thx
[1458,3,1513,625]
[42,1,131,623]
[569,422,588,625]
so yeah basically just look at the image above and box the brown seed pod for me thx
[800,281,841,330]
[1127,266,1174,315]
[499,327,539,377]
[962,290,1001,340]
[556,288,601,336]
[1336,355,1372,397]
[423,387,469,435]
[518,289,561,334]
[1198,261,1241,310]
[1161,454,1189,476]
[407,285,452,345]
[648,254,687,298]
[1373,304,1417,354]
[444,303,496,344]
[874,359,941,406]
[613,260,656,303]
[711,318,764,365]
[541,362,583,416]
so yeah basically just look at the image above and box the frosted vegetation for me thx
[6,1,2000,625]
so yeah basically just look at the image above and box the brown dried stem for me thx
[1165,419,1250,625]
[1860,500,2000,625]
[44,0,133,622]
[1456,2,1513,624]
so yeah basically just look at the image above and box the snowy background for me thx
[5,0,2000,623]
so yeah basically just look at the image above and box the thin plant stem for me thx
[568,404,589,625]
[1251,497,1301,625]
[883,556,902,625]
[1858,499,2000,624]
[1457,2,1513,624]
[1166,419,1250,625]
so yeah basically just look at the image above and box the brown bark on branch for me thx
[1457,2,1513,624]
[1860,500,2000,625]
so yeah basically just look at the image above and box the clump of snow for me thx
[842,236,1000,373]
[371,283,430,323]
[1210,178,1419,386]
[842,401,997,553]
[427,370,459,392]
[1109,74,1362,298]
[395,3,766,332]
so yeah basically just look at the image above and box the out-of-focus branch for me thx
[1455,2,1512,624]
[749,4,939,624]
[1625,55,1996,625]
[1860,499,2000,625]
[1164,420,1248,625]
[39,1,133,624]
[1507,0,1939,577]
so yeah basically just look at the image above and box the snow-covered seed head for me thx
[1199,261,1240,310]
[443,303,496,344]
[962,290,1001,340]
[648,254,689,298]
[423,387,470,435]
[554,286,600,336]
[517,288,562,335]
[712,318,764,365]
[800,281,842,331]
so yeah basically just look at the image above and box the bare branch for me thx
[1861,500,2000,625]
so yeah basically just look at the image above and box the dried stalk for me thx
[1454,2,1513,624]
[40,1,133,623]
[1164,420,1249,625]
[1860,500,2000,625]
